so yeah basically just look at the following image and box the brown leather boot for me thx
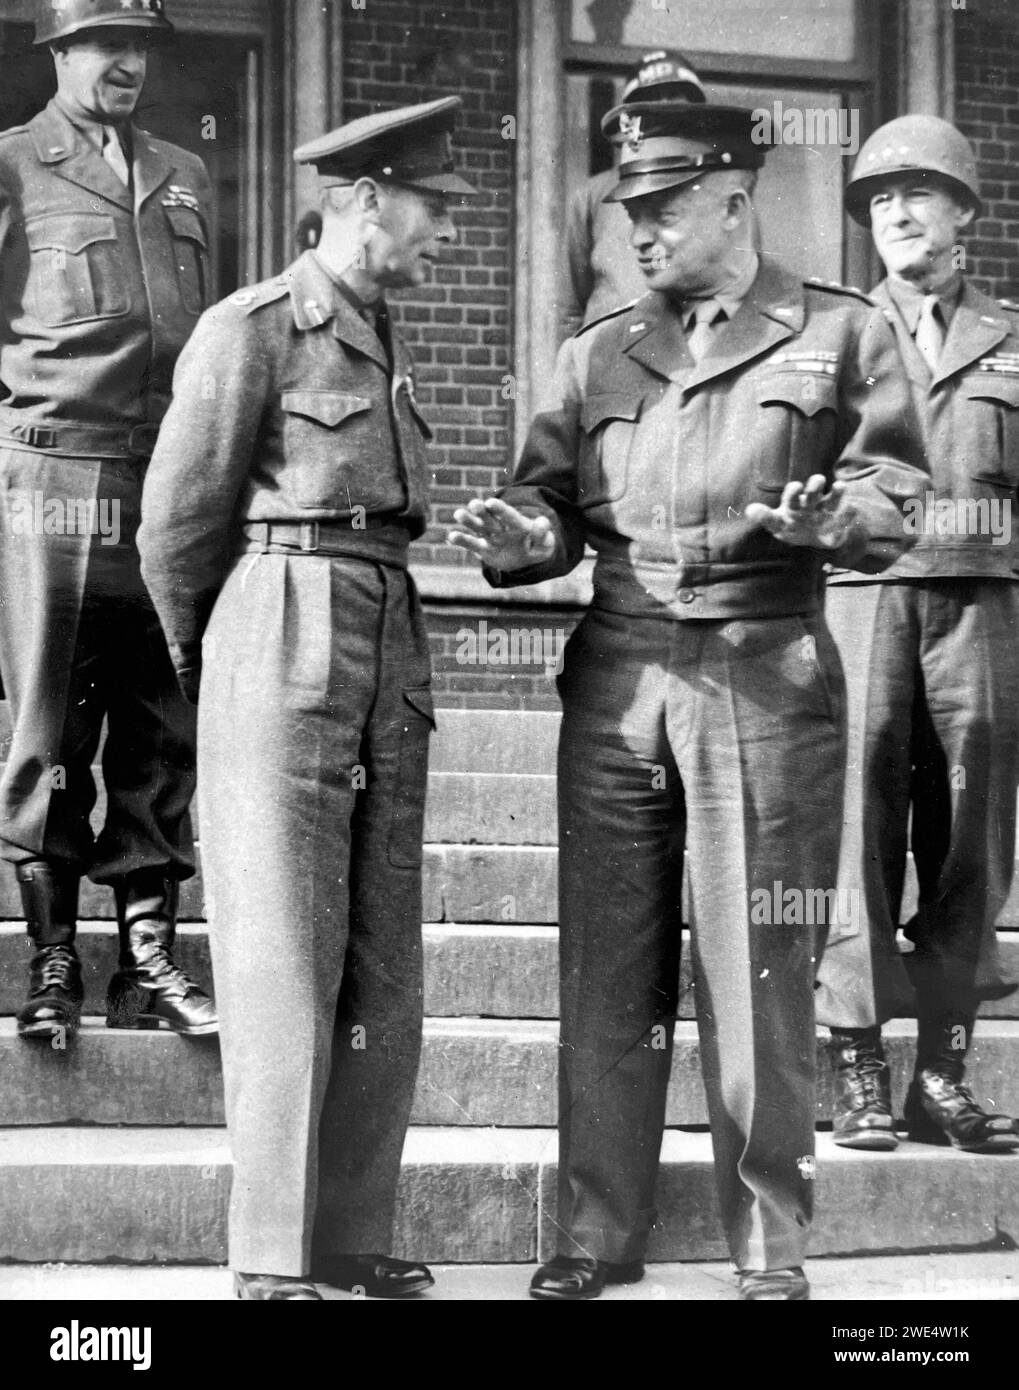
[15,860,83,1041]
[106,871,217,1035]
[829,1026,898,1150]
[905,1011,1018,1153]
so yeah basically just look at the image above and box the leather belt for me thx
[0,409,160,458]
[241,518,412,564]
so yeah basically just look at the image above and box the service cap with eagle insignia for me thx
[33,0,174,47]
[294,97,478,197]
[600,100,774,204]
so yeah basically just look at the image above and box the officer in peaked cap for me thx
[453,97,927,1300]
[139,99,476,1300]
[0,0,216,1047]
[816,115,1019,1157]
[564,49,707,333]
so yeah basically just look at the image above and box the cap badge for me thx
[619,112,643,153]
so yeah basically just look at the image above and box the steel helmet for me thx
[34,0,174,47]
[846,114,981,226]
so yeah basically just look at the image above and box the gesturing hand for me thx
[744,475,853,551]
[449,497,556,571]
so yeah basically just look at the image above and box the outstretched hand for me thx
[745,475,853,551]
[449,497,556,571]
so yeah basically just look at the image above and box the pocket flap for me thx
[164,205,208,247]
[961,375,1019,409]
[402,686,436,728]
[580,393,644,433]
[25,212,117,255]
[281,391,372,426]
[758,373,838,417]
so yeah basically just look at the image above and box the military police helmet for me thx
[34,0,174,47]
[846,115,982,226]
[622,50,707,105]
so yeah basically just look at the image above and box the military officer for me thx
[814,117,1019,1154]
[138,99,476,1301]
[0,0,216,1040]
[564,49,707,334]
[452,99,926,1301]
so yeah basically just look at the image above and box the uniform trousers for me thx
[197,550,433,1276]
[815,580,1019,1028]
[0,448,195,882]
[554,606,845,1273]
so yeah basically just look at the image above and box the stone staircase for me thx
[0,709,1017,1270]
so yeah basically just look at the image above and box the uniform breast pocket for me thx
[961,376,1019,488]
[164,206,209,316]
[24,212,129,327]
[281,390,387,508]
[755,372,838,493]
[578,392,643,506]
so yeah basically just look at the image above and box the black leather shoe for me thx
[18,943,84,1040]
[905,1073,1019,1153]
[107,877,217,1035]
[829,1027,897,1151]
[738,1268,810,1301]
[313,1254,434,1298]
[529,1255,645,1301]
[234,1271,322,1300]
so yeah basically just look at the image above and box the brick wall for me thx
[342,0,516,567]
[954,4,1019,299]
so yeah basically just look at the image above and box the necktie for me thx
[102,126,131,187]
[685,297,725,363]
[915,294,945,376]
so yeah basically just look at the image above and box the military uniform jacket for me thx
[0,99,212,436]
[138,251,434,670]
[492,256,928,620]
[829,277,1019,583]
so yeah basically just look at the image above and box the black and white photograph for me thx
[0,0,1016,1358]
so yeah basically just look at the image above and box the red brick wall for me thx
[954,4,1019,299]
[342,0,516,566]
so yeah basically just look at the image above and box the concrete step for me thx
[0,1127,1015,1265]
[425,772,556,843]
[2,922,1018,1021]
[429,709,560,774]
[423,845,557,922]
[1,1250,1017,1299]
[2,1018,1017,1129]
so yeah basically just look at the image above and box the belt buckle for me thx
[299,521,320,552]
[26,425,56,449]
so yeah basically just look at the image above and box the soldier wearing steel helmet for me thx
[815,114,1019,1155]
[0,0,216,1042]
[139,99,477,1301]
[452,97,926,1301]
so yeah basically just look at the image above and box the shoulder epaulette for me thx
[228,275,291,314]
[574,298,641,337]
[804,277,873,305]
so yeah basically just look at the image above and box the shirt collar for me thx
[311,251,383,321]
[886,274,963,334]
[681,252,760,328]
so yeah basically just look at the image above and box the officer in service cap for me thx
[816,115,1019,1157]
[564,49,707,333]
[452,98,927,1301]
[0,0,216,1051]
[139,99,476,1300]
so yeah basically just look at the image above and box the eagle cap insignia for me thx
[619,112,643,153]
